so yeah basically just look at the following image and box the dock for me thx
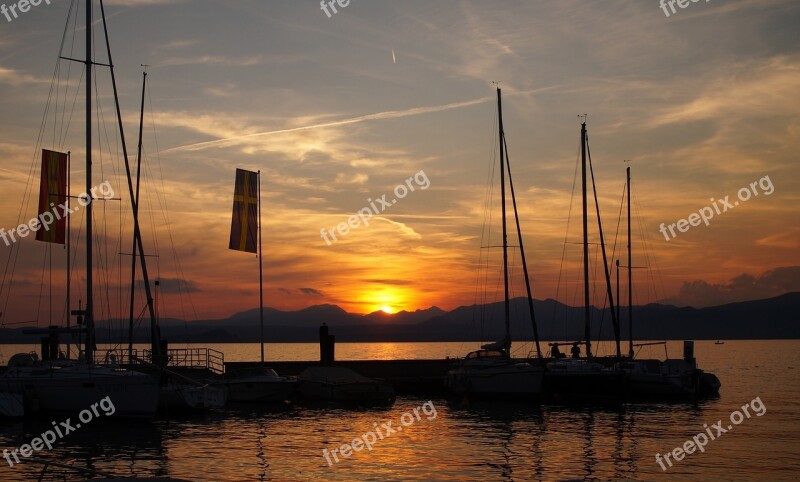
[226,359,453,395]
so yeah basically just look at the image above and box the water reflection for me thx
[0,395,787,481]
[1,341,797,481]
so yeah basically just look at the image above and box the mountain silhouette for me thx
[1,293,797,344]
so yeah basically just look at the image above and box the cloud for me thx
[138,277,200,294]
[647,56,800,128]
[363,279,416,286]
[0,66,50,86]
[159,87,537,156]
[156,55,266,68]
[203,84,238,97]
[756,229,800,249]
[299,287,323,296]
[164,95,495,153]
[278,287,324,297]
[663,266,800,307]
[105,0,187,6]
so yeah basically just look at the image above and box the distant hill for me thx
[1,293,798,344]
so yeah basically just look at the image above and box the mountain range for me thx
[2,292,798,344]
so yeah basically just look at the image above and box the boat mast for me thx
[258,170,264,366]
[587,137,621,359]
[627,165,633,358]
[128,71,147,362]
[98,0,162,365]
[497,87,511,355]
[84,0,94,364]
[66,151,71,358]
[503,135,542,359]
[580,118,591,358]
[616,258,620,328]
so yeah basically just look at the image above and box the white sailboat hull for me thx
[446,360,545,396]
[212,368,297,403]
[620,359,699,397]
[160,382,227,411]
[1,364,159,418]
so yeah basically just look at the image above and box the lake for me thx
[0,340,798,481]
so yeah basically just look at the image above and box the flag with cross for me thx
[229,168,259,253]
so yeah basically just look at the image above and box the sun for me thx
[357,288,407,315]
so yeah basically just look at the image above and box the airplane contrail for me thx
[165,88,547,153]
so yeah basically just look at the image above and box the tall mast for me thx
[580,119,591,358]
[129,71,147,362]
[587,138,621,358]
[497,87,511,355]
[627,165,633,358]
[503,135,542,359]
[84,0,94,364]
[98,0,162,364]
[258,170,264,366]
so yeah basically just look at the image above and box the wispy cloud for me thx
[165,89,547,153]
[0,66,50,86]
[165,96,492,152]
[155,55,266,68]
[648,56,800,128]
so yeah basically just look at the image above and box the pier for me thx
[226,359,453,395]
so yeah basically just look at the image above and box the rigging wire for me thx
[147,82,202,326]
[467,97,499,351]
[550,141,582,345]
[0,0,78,328]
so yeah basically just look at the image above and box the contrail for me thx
[165,87,548,153]
[166,94,499,153]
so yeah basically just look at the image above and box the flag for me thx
[229,168,259,253]
[36,149,68,244]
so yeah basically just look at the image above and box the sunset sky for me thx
[0,0,798,326]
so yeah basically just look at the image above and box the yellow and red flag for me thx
[229,168,258,253]
[36,149,68,244]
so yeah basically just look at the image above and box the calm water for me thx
[1,340,798,481]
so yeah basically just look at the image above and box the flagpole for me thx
[66,151,71,359]
[258,170,264,366]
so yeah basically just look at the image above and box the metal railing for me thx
[92,349,142,367]
[144,347,225,374]
[93,347,225,374]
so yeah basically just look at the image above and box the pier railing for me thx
[92,349,141,367]
[153,348,225,374]
[93,347,225,374]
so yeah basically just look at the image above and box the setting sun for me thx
[353,288,413,315]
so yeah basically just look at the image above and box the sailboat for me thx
[444,87,545,398]
[210,169,297,403]
[614,166,721,398]
[124,70,227,412]
[543,118,624,402]
[0,0,160,417]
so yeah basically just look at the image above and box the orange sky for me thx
[0,1,798,326]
